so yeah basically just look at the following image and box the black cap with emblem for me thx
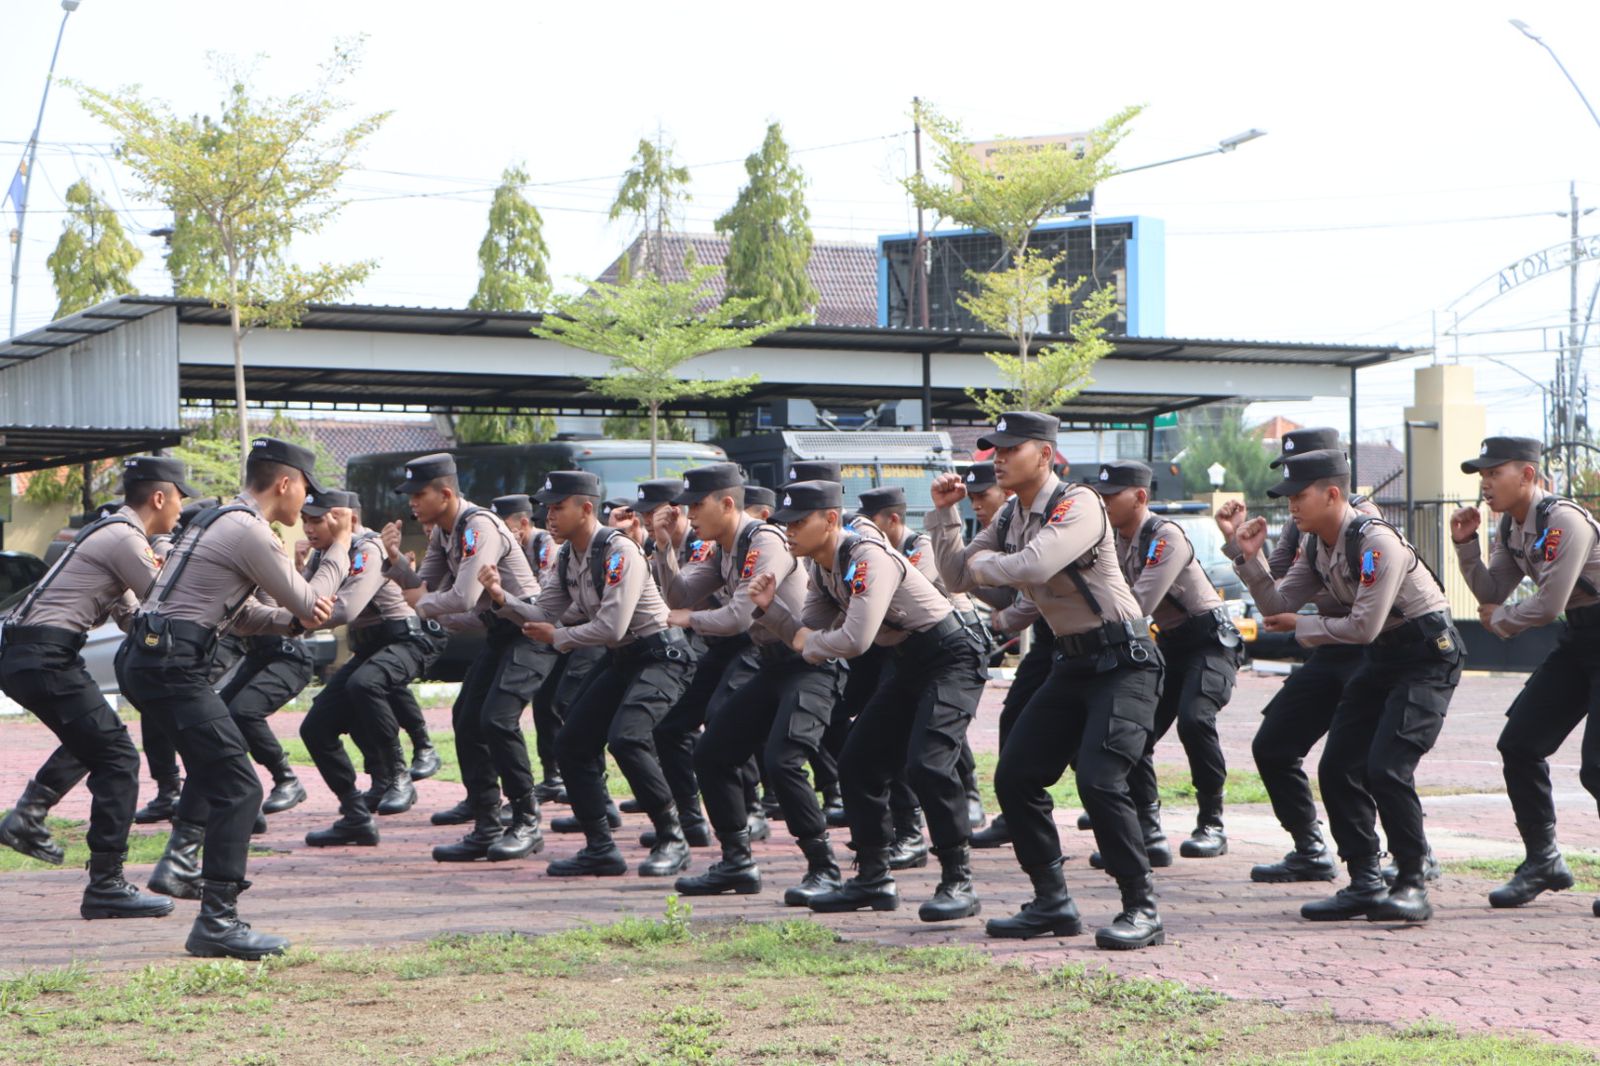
[491,494,533,519]
[964,462,997,493]
[743,483,776,509]
[121,455,199,498]
[785,460,841,485]
[1460,436,1543,473]
[1088,459,1154,495]
[977,411,1059,451]
[857,485,906,518]
[250,437,328,496]
[1267,448,1350,498]
[674,462,745,505]
[393,452,456,495]
[772,480,845,523]
[601,497,633,520]
[1270,426,1343,468]
[302,489,359,517]
[534,469,604,504]
[634,478,683,515]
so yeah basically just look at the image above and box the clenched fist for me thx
[1214,499,1248,539]
[380,520,404,562]
[1235,515,1269,558]
[1451,505,1482,545]
[930,472,968,509]
[748,571,777,611]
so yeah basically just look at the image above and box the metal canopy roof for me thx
[0,426,187,475]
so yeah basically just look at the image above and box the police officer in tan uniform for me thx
[484,470,697,878]
[388,453,546,863]
[0,457,192,919]
[1453,436,1600,913]
[755,480,988,924]
[928,411,1168,950]
[120,438,346,959]
[667,464,839,902]
[743,484,776,521]
[1092,460,1240,866]
[1230,448,1461,923]
[491,492,563,797]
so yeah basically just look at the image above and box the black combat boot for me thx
[919,844,982,922]
[821,783,847,827]
[1076,812,1094,831]
[408,733,441,780]
[147,818,205,900]
[1090,803,1171,869]
[887,807,929,870]
[747,806,772,842]
[184,879,288,960]
[782,835,841,906]
[133,774,182,824]
[677,828,762,896]
[1250,823,1338,883]
[1179,792,1227,859]
[1382,845,1440,884]
[1369,852,1435,923]
[1490,822,1574,908]
[985,859,1082,939]
[80,850,175,919]
[430,796,475,826]
[306,792,380,848]
[251,813,268,836]
[546,817,628,877]
[970,813,1012,850]
[1095,874,1165,950]
[808,847,899,913]
[552,799,622,833]
[0,778,64,864]
[373,740,417,816]
[640,794,713,848]
[486,792,543,861]
[639,805,692,877]
[261,760,306,815]
[619,797,645,814]
[1301,855,1388,921]
[431,801,503,862]
[534,771,565,804]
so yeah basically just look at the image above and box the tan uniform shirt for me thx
[403,502,539,623]
[5,506,158,633]
[246,530,415,635]
[1116,514,1222,630]
[660,525,722,611]
[670,516,806,646]
[925,475,1143,637]
[762,533,951,662]
[140,494,347,631]
[895,528,975,614]
[500,528,668,652]
[1455,488,1600,637]
[1236,504,1450,646]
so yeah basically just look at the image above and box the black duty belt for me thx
[616,626,691,663]
[243,634,306,657]
[755,640,800,665]
[1055,617,1155,660]
[128,614,219,656]
[893,612,965,659]
[1,623,86,651]
[1158,606,1240,650]
[1374,610,1453,647]
[1565,603,1600,630]
[702,631,753,649]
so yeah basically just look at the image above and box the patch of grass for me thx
[1266,1026,1600,1064]
[0,818,271,875]
[1444,854,1600,893]
[1045,963,1226,1020]
[0,964,88,1014]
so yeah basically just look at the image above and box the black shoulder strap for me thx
[1534,496,1600,596]
[150,504,254,607]
[1344,514,1444,600]
[993,498,1019,549]
[587,527,622,597]
[10,514,141,624]
[556,541,573,589]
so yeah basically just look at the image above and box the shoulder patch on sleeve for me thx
[462,526,480,558]
[1047,498,1075,525]
[845,559,870,597]
[1360,549,1382,586]
[689,538,715,564]
[605,550,625,586]
[1146,536,1168,565]
[1537,526,1563,563]
[741,548,761,580]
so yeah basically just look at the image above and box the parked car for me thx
[0,552,46,604]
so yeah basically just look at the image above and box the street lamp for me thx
[1509,20,1600,133]
[1117,129,1269,176]
[5,0,81,339]
[1207,462,1227,490]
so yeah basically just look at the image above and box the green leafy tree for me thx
[20,461,119,509]
[468,164,550,312]
[532,263,802,474]
[46,179,143,318]
[452,411,557,445]
[601,412,695,442]
[609,134,691,278]
[1177,411,1277,499]
[959,250,1117,420]
[714,122,816,322]
[74,40,390,480]
[904,101,1139,416]
[171,407,341,500]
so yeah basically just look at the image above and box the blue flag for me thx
[4,164,25,229]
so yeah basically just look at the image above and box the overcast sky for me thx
[4,0,1599,443]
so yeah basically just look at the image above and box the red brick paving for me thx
[3,671,1599,1048]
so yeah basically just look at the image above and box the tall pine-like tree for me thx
[46,179,142,318]
[609,134,691,278]
[715,122,816,323]
[468,164,550,311]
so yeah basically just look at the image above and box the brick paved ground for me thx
[3,670,1599,1047]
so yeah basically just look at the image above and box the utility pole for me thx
[912,98,929,331]
[1567,180,1583,486]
